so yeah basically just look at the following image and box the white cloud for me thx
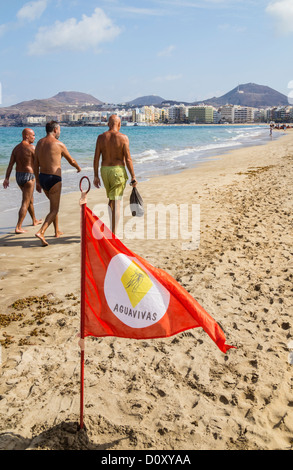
[157,45,176,57]
[17,0,48,22]
[0,24,8,37]
[266,0,293,35]
[28,8,121,55]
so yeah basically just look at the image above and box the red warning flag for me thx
[82,206,235,353]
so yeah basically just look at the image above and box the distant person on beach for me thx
[93,115,137,234]
[3,128,42,234]
[34,121,81,246]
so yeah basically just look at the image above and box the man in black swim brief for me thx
[39,173,62,192]
[3,128,42,234]
[15,172,35,188]
[34,121,81,246]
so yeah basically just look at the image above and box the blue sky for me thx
[0,0,292,106]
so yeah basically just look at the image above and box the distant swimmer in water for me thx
[34,121,81,246]
[3,128,42,234]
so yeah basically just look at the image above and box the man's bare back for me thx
[13,141,35,174]
[94,115,136,188]
[35,135,79,177]
[97,130,129,166]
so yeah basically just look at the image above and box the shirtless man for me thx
[3,128,42,234]
[34,121,81,246]
[93,115,137,234]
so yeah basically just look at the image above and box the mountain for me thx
[126,95,165,106]
[1,91,104,115]
[49,91,103,106]
[125,84,288,108]
[0,84,289,126]
[195,83,289,108]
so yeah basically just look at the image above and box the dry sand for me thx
[0,130,292,450]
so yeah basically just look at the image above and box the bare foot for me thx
[15,228,27,234]
[55,231,64,238]
[35,232,49,247]
[33,219,43,226]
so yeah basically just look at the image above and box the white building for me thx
[213,109,221,124]
[234,106,254,123]
[219,105,235,123]
[24,116,46,125]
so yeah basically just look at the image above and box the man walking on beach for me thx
[34,121,81,246]
[3,128,42,234]
[93,115,137,234]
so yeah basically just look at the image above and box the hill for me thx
[195,83,288,108]
[126,95,165,106]
[1,91,104,115]
[49,91,103,106]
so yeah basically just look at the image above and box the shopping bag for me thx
[130,187,144,217]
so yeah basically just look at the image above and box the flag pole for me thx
[79,176,91,430]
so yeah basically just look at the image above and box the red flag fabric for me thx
[83,206,235,353]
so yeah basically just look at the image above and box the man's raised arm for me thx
[61,144,81,172]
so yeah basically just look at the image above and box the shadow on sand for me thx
[0,233,80,249]
[0,420,129,450]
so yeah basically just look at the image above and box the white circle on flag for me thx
[104,254,170,329]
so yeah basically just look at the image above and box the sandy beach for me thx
[0,130,292,451]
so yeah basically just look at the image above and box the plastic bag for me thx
[130,187,144,217]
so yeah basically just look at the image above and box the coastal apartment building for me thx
[234,106,254,123]
[219,105,235,123]
[219,105,254,123]
[268,106,293,123]
[20,104,293,127]
[132,106,170,123]
[188,106,214,124]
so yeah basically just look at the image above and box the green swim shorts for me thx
[101,165,128,201]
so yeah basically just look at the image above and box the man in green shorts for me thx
[93,115,137,234]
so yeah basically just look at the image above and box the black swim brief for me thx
[39,173,62,192]
[16,172,35,187]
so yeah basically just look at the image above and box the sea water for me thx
[0,124,274,234]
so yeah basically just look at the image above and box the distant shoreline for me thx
[0,122,276,128]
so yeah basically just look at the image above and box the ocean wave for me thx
[133,139,245,165]
[133,129,267,164]
[133,149,160,163]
